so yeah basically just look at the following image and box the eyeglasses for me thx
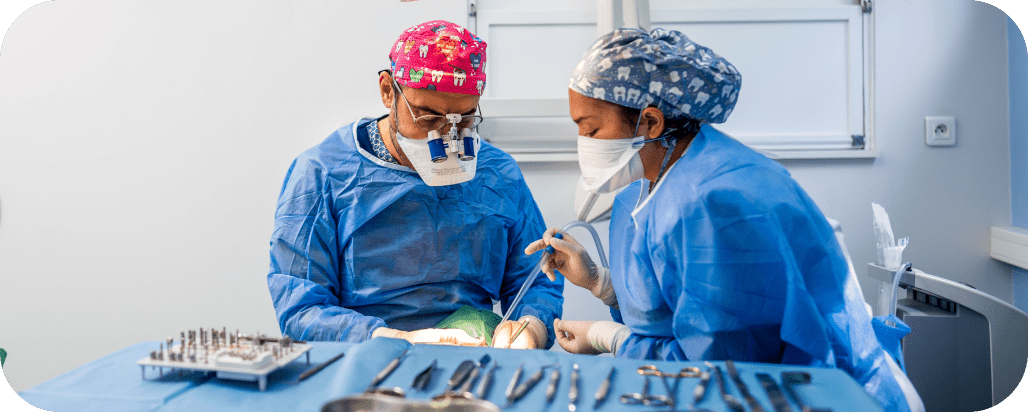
[392,79,484,132]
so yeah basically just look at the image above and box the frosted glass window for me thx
[474,2,870,160]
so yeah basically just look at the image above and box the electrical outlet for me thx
[925,116,956,147]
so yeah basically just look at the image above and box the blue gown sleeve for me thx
[617,334,689,360]
[611,297,688,359]
[497,178,564,348]
[266,157,387,342]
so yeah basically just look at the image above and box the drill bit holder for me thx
[137,328,312,391]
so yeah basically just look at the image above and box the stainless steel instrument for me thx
[726,360,765,412]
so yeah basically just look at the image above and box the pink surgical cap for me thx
[389,20,487,96]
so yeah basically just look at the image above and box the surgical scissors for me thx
[643,365,702,409]
[620,373,671,407]
[621,365,701,407]
[639,365,702,378]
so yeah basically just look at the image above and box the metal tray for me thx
[321,393,500,412]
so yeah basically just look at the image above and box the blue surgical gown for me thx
[267,118,563,346]
[607,124,917,411]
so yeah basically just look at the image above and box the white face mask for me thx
[395,127,479,186]
[577,135,647,194]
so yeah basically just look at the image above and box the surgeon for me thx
[266,20,561,349]
[528,28,924,411]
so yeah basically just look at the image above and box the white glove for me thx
[372,327,486,346]
[491,315,546,350]
[525,228,618,308]
[553,319,630,355]
[592,266,619,309]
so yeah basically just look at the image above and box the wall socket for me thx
[925,116,956,147]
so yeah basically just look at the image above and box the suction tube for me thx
[887,262,911,326]
[493,218,609,344]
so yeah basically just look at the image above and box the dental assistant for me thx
[528,28,924,411]
[267,20,561,349]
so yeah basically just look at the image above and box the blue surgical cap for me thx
[569,28,741,124]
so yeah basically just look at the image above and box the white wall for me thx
[0,0,468,392]
[1007,12,1028,313]
[0,0,1014,393]
[786,0,1013,304]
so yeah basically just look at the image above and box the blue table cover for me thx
[18,338,883,411]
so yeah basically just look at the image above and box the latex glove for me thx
[553,319,630,355]
[491,315,546,349]
[372,327,486,346]
[525,228,618,308]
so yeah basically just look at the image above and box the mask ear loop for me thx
[629,107,680,190]
[653,135,677,189]
[630,112,647,149]
[631,109,680,149]
[651,120,701,188]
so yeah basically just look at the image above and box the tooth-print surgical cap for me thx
[569,28,741,123]
[389,20,487,95]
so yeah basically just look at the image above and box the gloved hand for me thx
[491,315,546,350]
[525,228,618,308]
[553,319,630,355]
[372,327,486,346]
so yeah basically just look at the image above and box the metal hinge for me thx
[468,0,477,17]
[852,135,865,149]
[861,0,873,13]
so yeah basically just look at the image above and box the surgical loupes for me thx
[425,115,475,163]
[457,127,475,161]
